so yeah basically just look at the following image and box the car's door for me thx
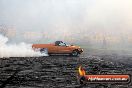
[57,43,71,53]
[48,44,58,53]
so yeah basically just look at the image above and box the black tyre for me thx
[71,50,78,56]
[40,48,48,54]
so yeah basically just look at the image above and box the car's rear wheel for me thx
[40,48,48,55]
[71,50,78,56]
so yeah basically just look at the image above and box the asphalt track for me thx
[0,54,132,88]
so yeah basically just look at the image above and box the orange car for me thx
[32,41,83,56]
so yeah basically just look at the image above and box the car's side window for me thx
[55,41,61,46]
[59,43,66,46]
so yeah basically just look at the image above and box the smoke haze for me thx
[0,34,47,57]
[0,0,132,50]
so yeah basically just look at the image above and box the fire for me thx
[78,66,86,76]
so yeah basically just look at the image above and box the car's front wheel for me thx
[71,50,78,56]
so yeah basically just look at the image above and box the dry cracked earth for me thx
[0,53,132,88]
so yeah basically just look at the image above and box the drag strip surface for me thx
[0,55,132,88]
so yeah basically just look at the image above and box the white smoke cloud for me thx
[1,0,132,49]
[0,34,47,58]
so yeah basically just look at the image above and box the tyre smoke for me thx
[0,34,48,58]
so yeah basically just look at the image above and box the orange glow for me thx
[78,66,86,76]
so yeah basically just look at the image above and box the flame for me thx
[78,66,86,76]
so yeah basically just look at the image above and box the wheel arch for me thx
[72,49,79,53]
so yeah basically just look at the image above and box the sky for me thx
[0,0,132,49]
